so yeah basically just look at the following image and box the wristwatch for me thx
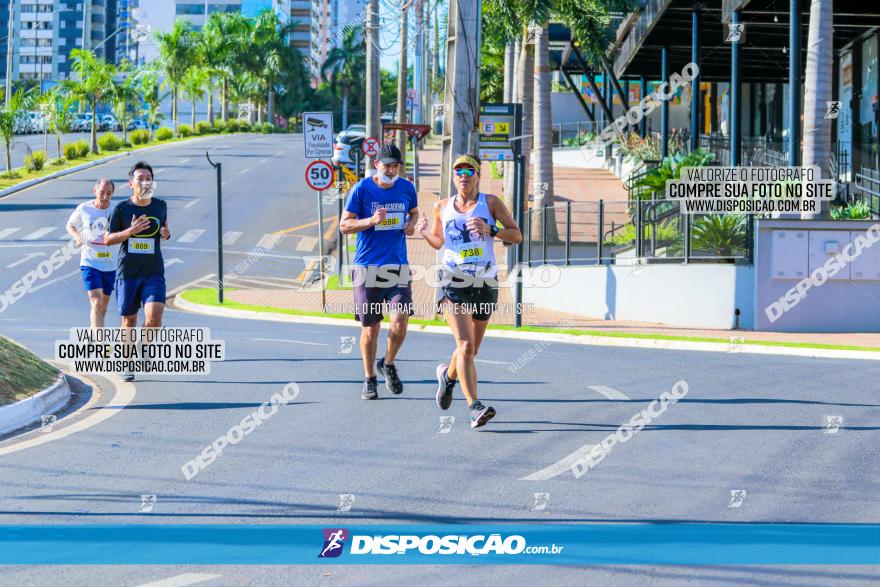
[489,225,499,238]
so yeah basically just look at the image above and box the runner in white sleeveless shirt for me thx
[417,154,522,429]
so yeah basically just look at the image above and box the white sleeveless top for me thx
[440,192,497,278]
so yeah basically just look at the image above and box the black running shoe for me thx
[435,363,455,410]
[376,357,403,395]
[361,377,378,400]
[469,401,496,429]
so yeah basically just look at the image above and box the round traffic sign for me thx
[363,137,379,157]
[482,121,495,135]
[305,160,335,191]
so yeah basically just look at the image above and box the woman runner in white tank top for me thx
[418,154,522,429]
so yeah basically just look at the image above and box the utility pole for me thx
[396,1,409,169]
[432,2,439,102]
[5,0,13,106]
[440,0,481,198]
[365,0,380,177]
[421,0,429,127]
[414,1,421,126]
[415,0,423,126]
[82,0,90,52]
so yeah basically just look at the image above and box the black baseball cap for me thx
[378,143,403,164]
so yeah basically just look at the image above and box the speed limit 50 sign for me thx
[305,160,335,191]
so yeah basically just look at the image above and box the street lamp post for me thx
[5,0,14,106]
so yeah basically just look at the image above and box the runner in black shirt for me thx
[104,161,171,381]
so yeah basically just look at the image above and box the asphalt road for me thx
[0,134,877,586]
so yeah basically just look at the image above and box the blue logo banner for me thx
[0,524,877,565]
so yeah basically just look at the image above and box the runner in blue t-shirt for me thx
[340,143,418,400]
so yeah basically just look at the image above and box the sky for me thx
[376,0,445,74]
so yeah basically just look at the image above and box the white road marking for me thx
[25,269,80,293]
[238,167,250,175]
[588,385,630,400]
[179,158,191,164]
[275,150,284,156]
[256,233,279,248]
[184,199,199,209]
[0,243,72,249]
[166,273,216,298]
[164,258,183,268]
[259,158,267,164]
[0,227,21,239]
[296,236,317,251]
[21,226,56,240]
[222,231,243,245]
[475,358,510,365]
[0,372,135,457]
[251,337,328,346]
[177,229,206,243]
[519,444,599,481]
[135,573,221,587]
[6,252,46,268]
[164,245,303,261]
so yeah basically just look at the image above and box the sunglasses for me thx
[454,168,476,177]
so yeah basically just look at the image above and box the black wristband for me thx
[489,225,499,237]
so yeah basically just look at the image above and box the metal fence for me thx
[552,121,602,147]
[854,167,880,217]
[525,199,753,267]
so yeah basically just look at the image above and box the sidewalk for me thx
[217,139,880,351]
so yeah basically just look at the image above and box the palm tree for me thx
[70,49,115,153]
[247,11,295,127]
[211,12,250,123]
[483,0,522,207]
[181,66,209,129]
[155,19,195,133]
[801,0,832,219]
[498,1,551,240]
[321,24,365,130]
[529,0,637,242]
[196,14,231,126]
[532,23,557,240]
[0,88,36,173]
[136,65,167,140]
[110,61,138,144]
[38,84,76,159]
[229,71,262,126]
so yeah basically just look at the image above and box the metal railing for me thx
[854,167,880,217]
[624,160,661,207]
[552,121,602,147]
[698,134,789,167]
[525,199,753,267]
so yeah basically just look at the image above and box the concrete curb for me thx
[0,133,233,199]
[171,292,880,361]
[0,372,71,436]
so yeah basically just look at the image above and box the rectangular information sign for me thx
[303,111,334,158]
[478,103,521,161]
